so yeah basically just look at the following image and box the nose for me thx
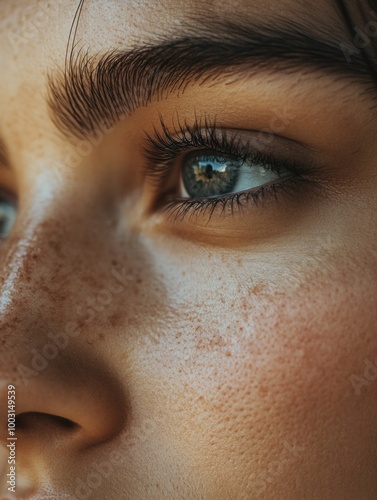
[0,363,126,448]
[0,189,128,495]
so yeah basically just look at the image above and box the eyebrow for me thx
[47,18,372,140]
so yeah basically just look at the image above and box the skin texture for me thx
[0,0,377,498]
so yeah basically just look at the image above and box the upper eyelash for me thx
[141,114,300,183]
[143,114,229,161]
[141,113,270,165]
[141,114,231,182]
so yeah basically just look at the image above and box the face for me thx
[0,0,377,498]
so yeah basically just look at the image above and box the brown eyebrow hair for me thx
[47,17,373,140]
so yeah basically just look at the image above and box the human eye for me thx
[0,191,17,240]
[179,150,288,199]
[140,116,318,224]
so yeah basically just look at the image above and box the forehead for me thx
[0,0,360,149]
[0,0,340,57]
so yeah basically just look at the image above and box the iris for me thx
[182,151,242,198]
[181,149,284,199]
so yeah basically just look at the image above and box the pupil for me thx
[182,151,241,198]
[205,164,214,179]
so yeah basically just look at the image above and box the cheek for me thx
[159,252,377,492]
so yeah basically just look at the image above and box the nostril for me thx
[16,412,79,433]
[50,415,77,429]
[0,366,128,451]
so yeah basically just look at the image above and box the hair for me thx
[336,0,377,86]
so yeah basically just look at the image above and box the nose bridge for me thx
[0,191,134,344]
[0,188,129,457]
[0,202,74,342]
[0,162,118,315]
[0,224,45,318]
[0,184,120,368]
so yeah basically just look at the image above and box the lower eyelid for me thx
[162,176,302,223]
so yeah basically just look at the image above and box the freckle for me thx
[175,332,182,338]
[76,317,86,329]
[225,351,231,357]
[259,386,268,396]
[248,283,265,295]
[109,311,122,327]
[136,277,142,284]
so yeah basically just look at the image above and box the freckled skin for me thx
[0,0,377,499]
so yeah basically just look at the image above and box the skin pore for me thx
[0,0,377,498]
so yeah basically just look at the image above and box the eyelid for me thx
[137,113,323,227]
[143,112,316,156]
[140,114,317,188]
[162,178,296,221]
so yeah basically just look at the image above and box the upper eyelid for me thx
[140,117,241,182]
[140,115,315,171]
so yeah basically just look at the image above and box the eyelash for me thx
[141,115,313,221]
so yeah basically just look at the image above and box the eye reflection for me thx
[180,149,287,199]
[0,195,17,240]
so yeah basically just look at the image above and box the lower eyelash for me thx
[162,177,305,223]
